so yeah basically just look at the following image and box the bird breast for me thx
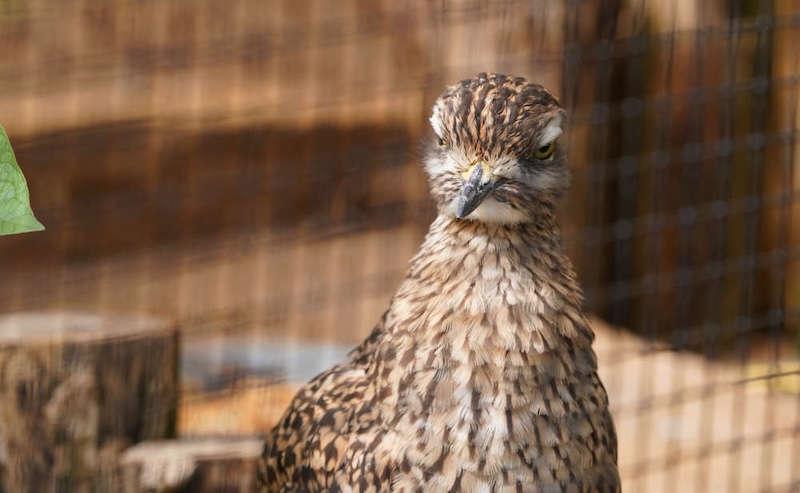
[363,216,607,490]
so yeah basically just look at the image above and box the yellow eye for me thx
[438,137,447,148]
[535,142,555,160]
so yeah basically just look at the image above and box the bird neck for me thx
[367,211,597,427]
[382,210,594,361]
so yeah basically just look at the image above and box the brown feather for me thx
[259,73,620,493]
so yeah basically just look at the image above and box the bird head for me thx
[425,73,568,224]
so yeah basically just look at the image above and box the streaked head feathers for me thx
[427,72,569,223]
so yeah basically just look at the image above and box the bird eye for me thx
[535,142,555,160]
[437,137,447,148]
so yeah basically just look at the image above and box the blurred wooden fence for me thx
[0,1,798,491]
[0,0,796,347]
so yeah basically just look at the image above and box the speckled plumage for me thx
[259,73,620,492]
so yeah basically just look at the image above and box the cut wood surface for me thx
[116,437,262,493]
[0,312,179,493]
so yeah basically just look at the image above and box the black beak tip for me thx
[456,164,495,220]
[455,203,468,219]
[455,196,480,219]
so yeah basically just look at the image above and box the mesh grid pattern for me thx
[0,0,798,491]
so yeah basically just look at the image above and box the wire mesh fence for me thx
[0,0,798,491]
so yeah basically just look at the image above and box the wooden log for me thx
[114,437,262,493]
[0,312,179,493]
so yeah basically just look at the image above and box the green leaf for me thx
[0,126,44,235]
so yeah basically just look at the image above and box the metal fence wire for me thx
[0,0,798,491]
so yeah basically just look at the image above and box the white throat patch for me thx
[448,196,529,224]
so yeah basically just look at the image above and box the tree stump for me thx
[0,312,179,493]
[114,437,262,493]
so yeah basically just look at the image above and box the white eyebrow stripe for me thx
[430,105,445,138]
[539,120,563,146]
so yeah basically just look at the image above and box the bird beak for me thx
[456,161,496,219]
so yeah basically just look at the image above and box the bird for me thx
[258,72,620,493]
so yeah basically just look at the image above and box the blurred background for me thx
[0,0,798,491]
